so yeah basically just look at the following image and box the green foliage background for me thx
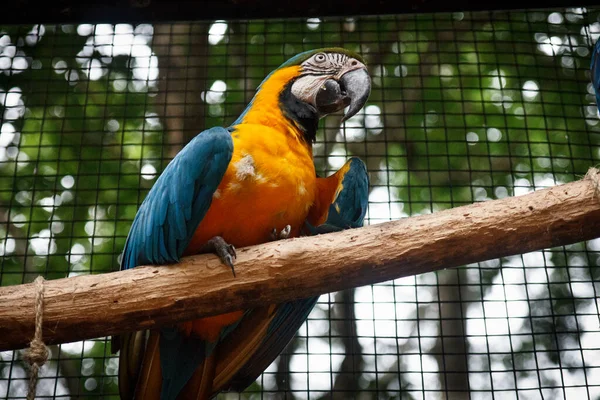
[1,8,599,399]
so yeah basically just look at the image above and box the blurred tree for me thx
[153,23,209,158]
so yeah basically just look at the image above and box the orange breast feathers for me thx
[182,66,318,340]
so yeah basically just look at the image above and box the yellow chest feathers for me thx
[193,124,316,247]
[218,125,316,205]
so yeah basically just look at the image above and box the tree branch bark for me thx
[2,169,600,351]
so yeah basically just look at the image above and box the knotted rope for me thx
[22,276,48,400]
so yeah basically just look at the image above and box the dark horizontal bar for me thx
[0,0,597,24]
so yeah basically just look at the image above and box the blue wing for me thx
[215,157,369,392]
[120,126,233,270]
[591,38,600,112]
[306,157,369,234]
[116,126,233,400]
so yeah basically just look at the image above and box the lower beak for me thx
[315,80,351,115]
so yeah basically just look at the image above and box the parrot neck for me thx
[279,83,318,143]
[233,66,317,145]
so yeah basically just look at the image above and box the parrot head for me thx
[233,48,371,143]
[281,48,371,122]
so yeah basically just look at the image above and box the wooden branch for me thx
[2,169,600,351]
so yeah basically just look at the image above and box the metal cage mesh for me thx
[1,7,600,399]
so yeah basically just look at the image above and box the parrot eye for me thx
[314,53,327,63]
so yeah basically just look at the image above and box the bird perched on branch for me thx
[114,48,371,400]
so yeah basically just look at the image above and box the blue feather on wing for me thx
[305,157,369,235]
[121,126,233,270]
[590,38,600,112]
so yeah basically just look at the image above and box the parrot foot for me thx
[199,236,237,277]
[270,225,291,241]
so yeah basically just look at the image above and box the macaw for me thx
[591,38,600,110]
[113,48,371,400]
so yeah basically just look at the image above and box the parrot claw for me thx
[280,224,291,239]
[199,236,237,277]
[270,225,292,241]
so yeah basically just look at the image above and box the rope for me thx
[22,276,48,400]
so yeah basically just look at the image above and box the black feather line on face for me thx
[301,68,337,75]
[279,81,318,144]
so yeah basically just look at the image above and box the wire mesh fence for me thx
[1,6,600,399]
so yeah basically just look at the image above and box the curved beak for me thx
[313,67,371,121]
[339,68,371,122]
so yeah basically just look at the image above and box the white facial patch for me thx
[234,154,256,180]
[292,52,365,110]
[291,75,329,106]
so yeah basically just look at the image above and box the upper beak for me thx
[339,68,371,122]
[314,67,371,121]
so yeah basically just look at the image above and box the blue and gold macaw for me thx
[114,48,370,399]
